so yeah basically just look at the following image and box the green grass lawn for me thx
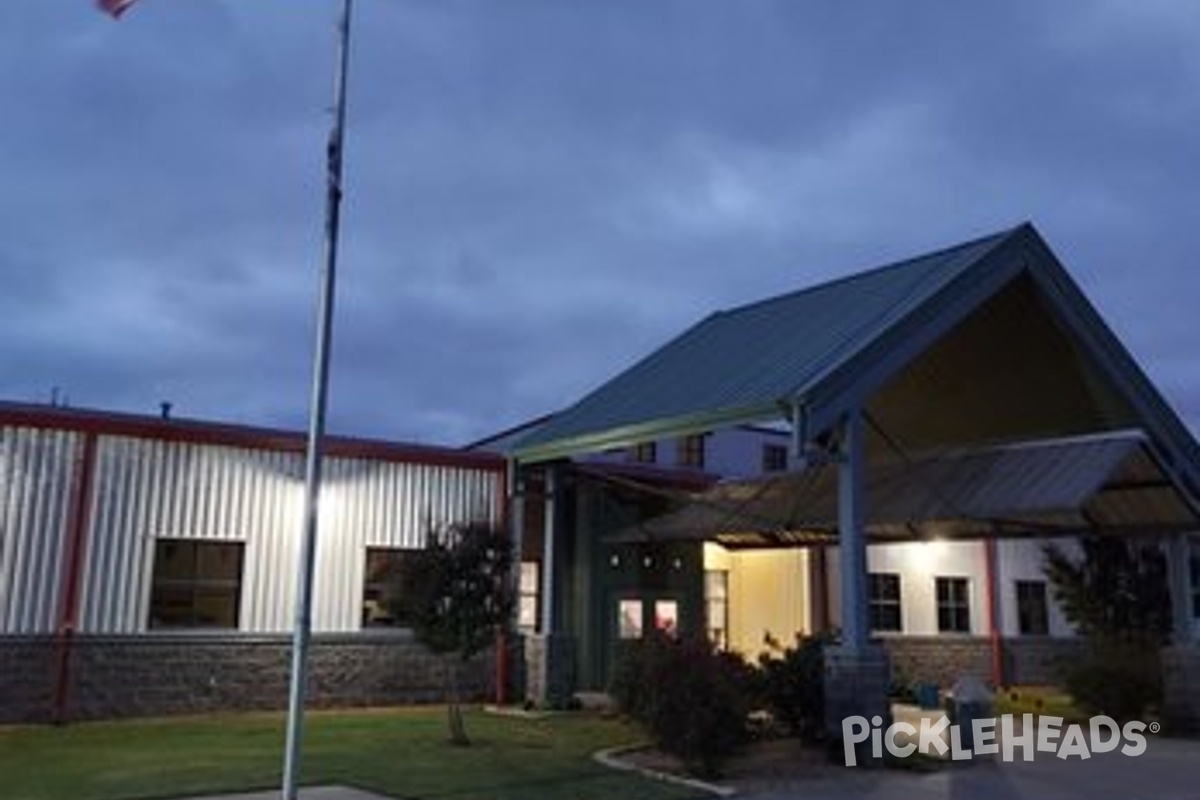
[0,707,700,800]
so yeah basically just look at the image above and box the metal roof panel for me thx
[517,227,1018,458]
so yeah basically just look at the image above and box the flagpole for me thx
[282,0,353,798]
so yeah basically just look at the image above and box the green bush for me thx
[609,633,752,777]
[754,632,831,743]
[1060,635,1162,723]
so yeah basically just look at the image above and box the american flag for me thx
[97,0,138,18]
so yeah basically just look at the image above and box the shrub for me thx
[609,632,752,777]
[1060,635,1162,723]
[1043,538,1171,723]
[754,632,831,743]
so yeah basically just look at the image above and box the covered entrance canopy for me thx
[606,429,1200,549]
[509,222,1200,714]
[514,223,1199,519]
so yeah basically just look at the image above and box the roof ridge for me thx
[711,223,1023,320]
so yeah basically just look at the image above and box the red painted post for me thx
[52,432,98,724]
[984,538,1004,687]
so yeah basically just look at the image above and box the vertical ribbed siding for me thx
[69,435,500,634]
[0,426,79,634]
[79,437,304,634]
[311,456,500,632]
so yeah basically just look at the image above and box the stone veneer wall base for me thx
[0,633,495,724]
[881,636,1084,688]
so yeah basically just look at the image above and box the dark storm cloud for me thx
[0,1,1196,444]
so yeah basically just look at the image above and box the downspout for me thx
[52,432,98,724]
[984,538,1004,687]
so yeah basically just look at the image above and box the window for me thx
[149,540,243,629]
[618,599,644,639]
[935,577,971,633]
[654,600,679,636]
[629,441,657,464]
[518,561,540,634]
[762,443,788,473]
[362,547,419,628]
[868,573,902,632]
[676,434,706,469]
[1015,580,1050,635]
[705,570,729,648]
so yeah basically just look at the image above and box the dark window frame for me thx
[762,443,789,473]
[935,576,971,634]
[868,572,902,632]
[676,434,706,469]
[629,441,657,464]
[149,539,244,630]
[1015,579,1050,636]
[362,546,422,629]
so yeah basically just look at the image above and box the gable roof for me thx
[514,224,1199,501]
[517,226,1016,458]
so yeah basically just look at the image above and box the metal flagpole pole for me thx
[282,0,354,798]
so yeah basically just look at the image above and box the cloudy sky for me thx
[2,1,1197,446]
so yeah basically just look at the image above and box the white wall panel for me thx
[310,456,500,633]
[78,437,306,634]
[67,436,500,635]
[0,426,79,634]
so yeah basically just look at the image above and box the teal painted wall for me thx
[563,477,704,690]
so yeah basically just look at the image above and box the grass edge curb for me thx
[591,744,737,798]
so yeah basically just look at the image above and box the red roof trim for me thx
[0,402,505,472]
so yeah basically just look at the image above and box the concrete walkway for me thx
[735,735,1200,800]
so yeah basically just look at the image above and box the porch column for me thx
[1163,533,1200,733]
[501,461,525,705]
[540,466,559,634]
[838,409,868,650]
[1167,534,1194,644]
[824,407,890,755]
[525,464,575,708]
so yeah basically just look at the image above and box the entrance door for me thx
[605,592,681,686]
[613,593,680,641]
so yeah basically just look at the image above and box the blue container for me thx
[915,682,940,710]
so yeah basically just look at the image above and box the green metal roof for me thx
[515,225,1020,459]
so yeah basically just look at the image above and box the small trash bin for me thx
[951,676,993,752]
[914,682,940,710]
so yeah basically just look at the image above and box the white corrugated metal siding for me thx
[69,435,500,634]
[313,456,500,631]
[0,426,79,634]
[78,436,307,634]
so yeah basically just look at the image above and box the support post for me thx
[52,432,98,725]
[1167,534,1194,645]
[524,464,575,707]
[985,538,1004,686]
[497,460,525,706]
[541,466,557,635]
[1163,534,1200,733]
[838,409,868,650]
[824,408,889,757]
